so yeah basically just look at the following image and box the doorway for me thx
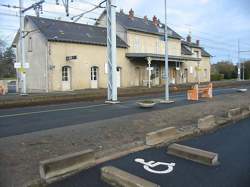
[183,68,188,83]
[135,67,140,86]
[62,66,71,91]
[91,66,98,88]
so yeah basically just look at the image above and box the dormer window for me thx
[194,50,199,58]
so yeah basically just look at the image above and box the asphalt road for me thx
[49,117,250,187]
[0,87,248,138]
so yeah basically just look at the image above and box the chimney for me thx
[128,8,134,20]
[143,15,148,22]
[152,15,158,26]
[186,35,191,43]
[196,40,200,46]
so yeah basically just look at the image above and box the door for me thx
[91,66,98,89]
[116,67,121,87]
[62,66,71,91]
[135,67,140,86]
[152,65,160,86]
[183,68,188,83]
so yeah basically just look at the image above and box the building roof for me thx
[181,40,212,57]
[181,44,193,55]
[115,12,182,39]
[26,16,128,48]
[181,40,201,49]
[201,48,211,57]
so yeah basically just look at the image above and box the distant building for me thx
[13,9,211,92]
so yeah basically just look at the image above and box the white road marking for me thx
[0,103,108,118]
[134,158,175,174]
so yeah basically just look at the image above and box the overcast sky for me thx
[0,0,250,63]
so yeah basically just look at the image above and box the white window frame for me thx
[62,66,69,81]
[91,66,98,81]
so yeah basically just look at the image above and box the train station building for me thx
[13,9,211,92]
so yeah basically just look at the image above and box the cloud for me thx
[117,0,143,11]
[200,0,209,4]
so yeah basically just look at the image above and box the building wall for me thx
[182,57,211,83]
[126,31,181,56]
[17,18,48,92]
[48,42,142,91]
[200,57,211,82]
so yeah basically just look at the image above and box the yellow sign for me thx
[195,67,202,71]
[18,67,26,74]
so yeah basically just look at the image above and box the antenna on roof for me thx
[187,24,192,37]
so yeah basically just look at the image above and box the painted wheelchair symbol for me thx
[134,158,175,174]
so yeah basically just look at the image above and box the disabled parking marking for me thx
[134,158,175,174]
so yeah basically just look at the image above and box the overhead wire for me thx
[71,0,106,22]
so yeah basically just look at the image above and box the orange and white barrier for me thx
[0,81,8,95]
[187,83,213,101]
[0,85,6,95]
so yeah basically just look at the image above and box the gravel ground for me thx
[0,91,250,187]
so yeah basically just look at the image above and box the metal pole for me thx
[19,0,27,95]
[164,0,169,101]
[237,39,241,81]
[147,57,151,88]
[243,61,245,80]
[106,0,117,102]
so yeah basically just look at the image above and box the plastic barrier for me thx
[187,83,213,101]
[0,85,6,95]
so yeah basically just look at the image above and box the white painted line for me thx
[0,103,108,118]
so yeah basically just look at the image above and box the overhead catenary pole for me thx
[17,0,44,95]
[237,39,241,81]
[242,61,245,80]
[164,0,169,101]
[19,0,27,95]
[106,0,117,102]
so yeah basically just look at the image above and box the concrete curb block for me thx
[227,108,241,119]
[25,180,45,187]
[167,143,219,166]
[101,166,160,187]
[39,149,95,183]
[215,117,231,127]
[197,115,216,131]
[146,127,178,146]
[242,110,250,118]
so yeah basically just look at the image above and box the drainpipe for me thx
[45,42,49,92]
